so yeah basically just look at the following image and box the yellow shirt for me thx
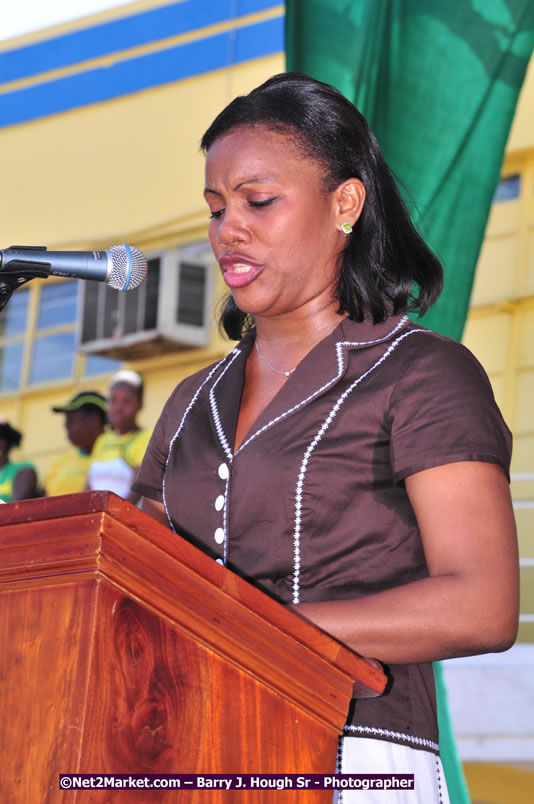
[45,449,92,497]
[87,429,151,499]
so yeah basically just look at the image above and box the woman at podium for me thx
[133,73,519,803]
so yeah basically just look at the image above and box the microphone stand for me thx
[0,261,51,312]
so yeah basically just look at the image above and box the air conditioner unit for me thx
[78,242,216,360]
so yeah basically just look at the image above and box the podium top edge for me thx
[0,491,387,701]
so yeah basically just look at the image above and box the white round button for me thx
[216,558,224,565]
[218,463,229,480]
[214,527,225,544]
[214,494,225,511]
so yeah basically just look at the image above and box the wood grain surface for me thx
[0,492,387,803]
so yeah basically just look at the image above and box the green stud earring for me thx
[341,222,353,236]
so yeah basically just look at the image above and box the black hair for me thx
[0,422,22,450]
[201,72,443,340]
[78,403,107,427]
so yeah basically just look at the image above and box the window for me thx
[85,354,121,377]
[30,332,77,384]
[29,282,78,384]
[494,174,520,202]
[0,286,29,337]
[0,279,120,393]
[0,341,25,392]
[0,287,29,392]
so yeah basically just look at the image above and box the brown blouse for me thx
[134,314,512,752]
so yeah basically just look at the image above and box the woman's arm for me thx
[293,461,519,664]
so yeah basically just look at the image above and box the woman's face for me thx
[204,126,348,323]
[108,383,141,434]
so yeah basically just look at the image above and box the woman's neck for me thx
[251,305,347,384]
[254,303,346,352]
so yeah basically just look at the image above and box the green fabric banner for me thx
[286,3,534,801]
[286,0,534,339]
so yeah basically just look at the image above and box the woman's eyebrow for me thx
[204,177,279,196]
[233,177,278,190]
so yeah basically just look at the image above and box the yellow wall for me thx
[462,57,534,644]
[0,0,284,483]
[0,55,284,250]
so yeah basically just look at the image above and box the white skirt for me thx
[334,736,450,804]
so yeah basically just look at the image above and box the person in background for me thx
[86,370,151,504]
[0,420,38,502]
[45,391,107,497]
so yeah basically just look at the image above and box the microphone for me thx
[0,244,147,291]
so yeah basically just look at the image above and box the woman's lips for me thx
[219,256,264,289]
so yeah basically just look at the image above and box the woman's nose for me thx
[219,231,244,246]
[217,206,247,246]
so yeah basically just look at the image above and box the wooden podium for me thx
[0,492,386,802]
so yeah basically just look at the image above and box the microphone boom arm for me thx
[0,261,52,312]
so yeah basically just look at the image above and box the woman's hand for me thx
[294,461,519,664]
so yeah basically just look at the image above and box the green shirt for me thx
[0,460,35,502]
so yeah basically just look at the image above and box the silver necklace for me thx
[255,340,296,377]
[254,317,344,378]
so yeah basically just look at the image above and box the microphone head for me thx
[106,244,147,290]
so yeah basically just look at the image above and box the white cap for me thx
[109,369,143,390]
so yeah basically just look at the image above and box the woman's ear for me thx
[335,179,366,234]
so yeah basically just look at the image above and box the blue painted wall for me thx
[0,0,284,127]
